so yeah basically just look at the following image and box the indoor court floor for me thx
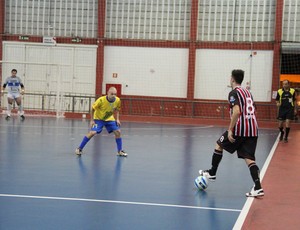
[0,116,279,230]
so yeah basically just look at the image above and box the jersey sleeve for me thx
[92,97,102,110]
[116,98,121,111]
[18,77,24,87]
[275,90,280,101]
[228,90,240,108]
[292,89,296,102]
[2,77,8,87]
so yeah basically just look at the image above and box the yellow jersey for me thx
[92,96,121,121]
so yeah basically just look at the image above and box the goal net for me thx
[0,60,93,118]
[2,1,300,122]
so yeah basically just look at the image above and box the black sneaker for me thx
[284,138,288,143]
[199,169,216,181]
[279,132,284,141]
[246,188,264,197]
[5,115,11,120]
[20,115,25,121]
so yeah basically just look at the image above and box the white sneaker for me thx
[246,188,264,197]
[117,150,127,157]
[75,148,82,156]
[199,170,216,181]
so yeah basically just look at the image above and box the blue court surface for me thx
[0,117,278,230]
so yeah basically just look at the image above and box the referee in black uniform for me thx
[276,80,297,142]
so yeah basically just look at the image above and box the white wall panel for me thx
[2,44,26,80]
[25,45,52,93]
[195,49,273,102]
[73,48,97,95]
[49,47,74,94]
[2,42,97,96]
[103,46,189,98]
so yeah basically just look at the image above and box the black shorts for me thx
[216,131,258,161]
[277,107,294,120]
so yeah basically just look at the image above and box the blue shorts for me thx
[91,120,120,134]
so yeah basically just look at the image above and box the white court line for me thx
[120,125,215,130]
[0,193,241,213]
[0,123,214,130]
[232,134,280,230]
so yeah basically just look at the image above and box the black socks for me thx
[210,149,223,175]
[285,127,290,139]
[248,163,262,190]
[279,127,291,140]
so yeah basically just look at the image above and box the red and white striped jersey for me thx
[228,86,258,137]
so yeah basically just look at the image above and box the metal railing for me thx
[121,98,278,120]
[0,92,95,114]
[0,92,280,120]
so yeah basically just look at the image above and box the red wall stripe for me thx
[0,0,5,83]
[272,0,285,94]
[96,0,107,97]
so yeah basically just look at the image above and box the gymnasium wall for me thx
[1,0,300,120]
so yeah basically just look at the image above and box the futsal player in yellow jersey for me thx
[75,87,127,157]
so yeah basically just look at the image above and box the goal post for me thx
[0,60,72,118]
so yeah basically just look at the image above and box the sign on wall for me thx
[43,36,57,45]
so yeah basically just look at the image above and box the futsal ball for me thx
[194,175,208,190]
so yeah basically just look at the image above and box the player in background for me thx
[199,69,264,197]
[1,69,25,120]
[275,80,297,142]
[75,87,127,157]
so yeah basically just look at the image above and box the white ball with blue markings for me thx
[194,175,208,190]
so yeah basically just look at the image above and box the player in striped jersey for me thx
[1,69,25,120]
[199,69,264,197]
